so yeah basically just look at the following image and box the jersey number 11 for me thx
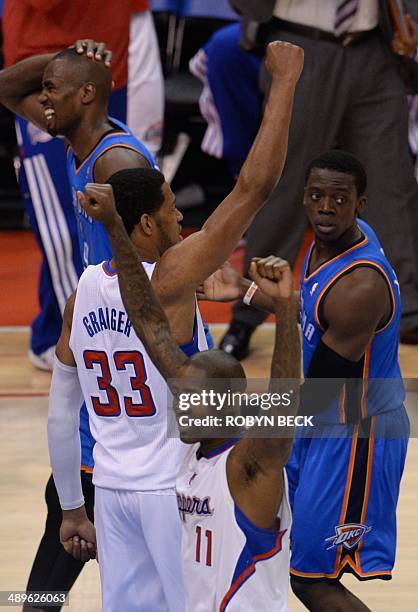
[196,526,212,567]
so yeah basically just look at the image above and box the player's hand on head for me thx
[78,184,120,228]
[197,261,241,302]
[73,39,112,67]
[265,41,304,83]
[249,256,293,300]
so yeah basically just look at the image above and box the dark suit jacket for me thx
[231,0,418,92]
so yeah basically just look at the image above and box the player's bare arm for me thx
[321,267,391,361]
[152,42,304,300]
[0,39,112,130]
[0,53,54,128]
[227,260,301,530]
[48,292,97,562]
[78,184,187,382]
[93,146,151,183]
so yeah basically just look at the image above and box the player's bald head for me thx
[187,350,246,385]
[48,47,112,103]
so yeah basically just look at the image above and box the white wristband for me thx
[243,281,258,305]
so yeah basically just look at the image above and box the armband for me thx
[243,281,258,305]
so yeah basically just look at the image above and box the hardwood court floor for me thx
[0,327,417,611]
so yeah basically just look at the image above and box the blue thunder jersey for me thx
[299,218,404,424]
[67,116,158,268]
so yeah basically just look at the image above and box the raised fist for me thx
[249,256,293,300]
[78,183,120,229]
[265,41,304,83]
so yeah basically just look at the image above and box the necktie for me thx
[335,0,359,37]
[408,95,418,157]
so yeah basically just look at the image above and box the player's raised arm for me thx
[47,294,96,562]
[154,41,304,298]
[78,184,188,382]
[0,53,54,128]
[226,258,301,529]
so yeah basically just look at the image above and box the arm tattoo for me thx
[269,297,301,420]
[107,220,187,381]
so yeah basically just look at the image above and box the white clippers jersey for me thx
[176,441,292,611]
[69,260,208,491]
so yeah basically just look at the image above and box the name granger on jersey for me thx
[82,306,133,339]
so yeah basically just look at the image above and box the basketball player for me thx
[197,150,410,611]
[0,42,160,610]
[62,178,300,611]
[47,41,304,611]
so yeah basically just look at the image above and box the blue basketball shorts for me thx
[286,406,409,581]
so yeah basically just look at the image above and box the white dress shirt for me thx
[273,0,379,33]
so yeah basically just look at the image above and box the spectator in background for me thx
[192,0,418,356]
[2,0,163,371]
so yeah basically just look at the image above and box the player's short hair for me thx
[53,46,84,64]
[50,47,112,100]
[108,168,166,236]
[305,150,367,196]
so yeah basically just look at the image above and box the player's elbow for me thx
[235,170,273,204]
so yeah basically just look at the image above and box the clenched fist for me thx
[249,255,293,301]
[265,41,304,83]
[78,183,120,229]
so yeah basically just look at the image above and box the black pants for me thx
[233,29,418,329]
[24,472,95,611]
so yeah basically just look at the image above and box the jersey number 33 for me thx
[83,349,156,418]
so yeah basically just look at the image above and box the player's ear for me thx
[139,213,153,237]
[356,195,367,216]
[81,82,96,104]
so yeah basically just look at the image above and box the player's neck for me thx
[67,113,113,162]
[129,234,161,264]
[312,224,361,270]
[109,246,159,270]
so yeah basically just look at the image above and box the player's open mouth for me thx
[316,222,335,234]
[44,108,55,122]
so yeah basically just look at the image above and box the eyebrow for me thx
[306,184,351,192]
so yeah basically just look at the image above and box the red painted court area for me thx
[0,230,312,326]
